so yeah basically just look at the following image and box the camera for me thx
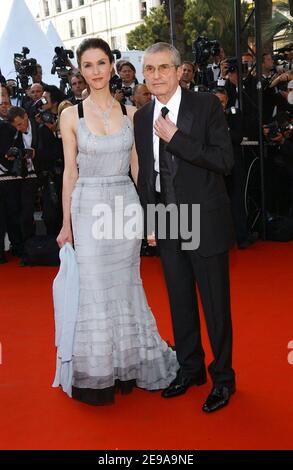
[39,109,57,125]
[272,44,293,73]
[109,74,133,100]
[109,74,123,93]
[31,97,57,124]
[225,57,238,73]
[265,112,293,141]
[14,47,37,77]
[32,96,48,111]
[51,46,74,94]
[6,147,28,178]
[51,47,74,76]
[121,86,133,98]
[192,36,221,66]
[14,47,37,91]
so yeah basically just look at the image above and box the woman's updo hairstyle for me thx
[76,38,114,69]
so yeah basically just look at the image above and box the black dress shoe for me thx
[202,385,235,413]
[162,368,207,399]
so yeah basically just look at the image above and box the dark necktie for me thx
[159,106,170,190]
[161,106,169,119]
[158,106,176,204]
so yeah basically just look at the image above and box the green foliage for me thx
[127,6,170,50]
[262,1,293,45]
[127,0,255,58]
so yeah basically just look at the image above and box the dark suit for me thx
[134,88,236,389]
[0,120,23,256]
[12,119,40,241]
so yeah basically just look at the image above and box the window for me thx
[111,36,117,49]
[79,0,85,5]
[67,0,73,9]
[55,0,61,13]
[69,19,75,38]
[140,1,147,19]
[43,0,50,16]
[80,17,87,35]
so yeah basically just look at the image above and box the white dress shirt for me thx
[211,62,221,82]
[22,120,35,173]
[153,85,182,192]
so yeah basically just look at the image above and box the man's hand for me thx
[114,90,124,103]
[220,61,229,79]
[5,154,15,161]
[154,114,178,143]
[271,132,285,144]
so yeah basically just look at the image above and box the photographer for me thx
[68,72,86,104]
[115,61,138,105]
[0,84,10,102]
[0,100,23,262]
[37,107,64,235]
[24,83,44,119]
[6,79,18,105]
[263,112,293,215]
[7,106,40,243]
[42,85,66,114]
[208,46,226,84]
[224,61,240,109]
[213,88,254,248]
[261,53,290,124]
[31,63,47,88]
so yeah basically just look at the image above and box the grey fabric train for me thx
[69,101,179,405]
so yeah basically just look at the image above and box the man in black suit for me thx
[0,106,23,262]
[7,107,40,243]
[134,42,236,413]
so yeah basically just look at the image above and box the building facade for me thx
[37,0,162,52]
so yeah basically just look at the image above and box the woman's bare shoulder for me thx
[60,104,79,133]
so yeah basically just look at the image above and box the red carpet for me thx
[0,241,293,450]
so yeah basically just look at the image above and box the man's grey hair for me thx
[143,42,181,67]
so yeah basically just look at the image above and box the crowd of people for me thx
[0,44,293,265]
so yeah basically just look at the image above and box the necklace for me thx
[89,96,115,133]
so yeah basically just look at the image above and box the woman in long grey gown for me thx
[56,38,178,405]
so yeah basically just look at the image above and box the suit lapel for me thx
[143,100,155,188]
[176,88,194,138]
[31,119,38,149]
[171,88,194,177]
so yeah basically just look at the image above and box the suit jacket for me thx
[133,88,235,257]
[13,118,41,175]
[0,120,17,176]
[0,120,16,158]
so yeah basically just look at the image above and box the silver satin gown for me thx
[70,104,178,405]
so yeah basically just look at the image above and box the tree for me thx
[164,1,187,58]
[184,0,254,57]
[262,1,293,50]
[127,5,169,50]
[127,0,255,59]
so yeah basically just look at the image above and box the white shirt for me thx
[153,85,182,192]
[22,120,35,173]
[211,62,221,82]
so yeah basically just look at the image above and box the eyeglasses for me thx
[143,64,177,76]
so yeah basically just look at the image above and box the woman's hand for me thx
[57,224,73,248]
[147,232,157,247]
